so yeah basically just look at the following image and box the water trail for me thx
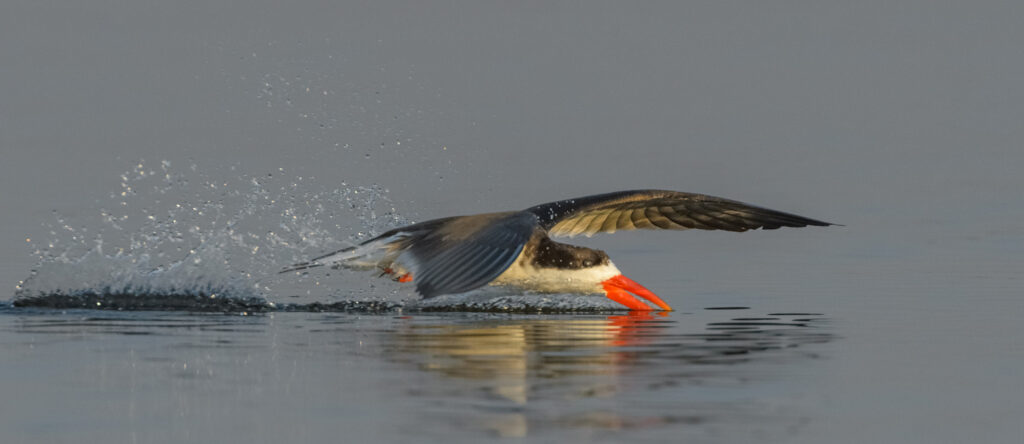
[410,288,624,313]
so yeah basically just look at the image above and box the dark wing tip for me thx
[810,220,841,227]
[743,210,837,230]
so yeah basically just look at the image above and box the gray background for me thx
[1,1,1022,443]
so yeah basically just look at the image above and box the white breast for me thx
[489,251,621,294]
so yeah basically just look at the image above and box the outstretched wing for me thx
[401,211,538,298]
[525,189,835,237]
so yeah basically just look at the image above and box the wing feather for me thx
[568,212,599,237]
[645,206,675,229]
[585,210,613,236]
[428,246,494,291]
[525,189,835,238]
[631,208,654,229]
[599,210,620,233]
[443,247,512,292]
[402,211,536,297]
[616,209,635,231]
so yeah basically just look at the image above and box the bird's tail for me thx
[279,234,407,274]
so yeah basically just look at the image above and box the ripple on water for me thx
[10,290,646,314]
[379,309,833,439]
[0,299,833,441]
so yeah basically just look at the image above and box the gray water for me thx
[2,2,1022,443]
[0,308,832,442]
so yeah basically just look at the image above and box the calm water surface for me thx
[0,305,832,443]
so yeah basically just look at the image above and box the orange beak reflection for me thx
[600,274,673,311]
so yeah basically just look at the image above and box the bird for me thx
[281,190,835,311]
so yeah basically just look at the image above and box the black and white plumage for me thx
[282,190,836,310]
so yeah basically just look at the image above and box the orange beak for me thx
[601,274,673,311]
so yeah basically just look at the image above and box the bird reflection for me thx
[384,311,830,437]
[391,312,665,401]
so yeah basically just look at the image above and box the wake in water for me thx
[9,293,622,314]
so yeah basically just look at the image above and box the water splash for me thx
[14,160,409,309]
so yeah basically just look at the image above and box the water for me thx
[0,306,831,443]
[3,2,1023,443]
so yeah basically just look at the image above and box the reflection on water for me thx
[0,304,832,442]
[385,310,831,438]
[391,313,669,402]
